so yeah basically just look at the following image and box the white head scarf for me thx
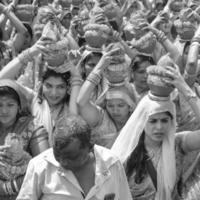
[111,92,176,200]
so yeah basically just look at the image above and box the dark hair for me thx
[53,115,93,157]
[23,23,33,39]
[126,111,173,181]
[82,52,102,79]
[0,86,20,107]
[37,68,71,104]
[126,131,148,183]
[84,52,102,64]
[183,41,191,55]
[131,54,155,72]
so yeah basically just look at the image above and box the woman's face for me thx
[54,136,90,170]
[158,20,172,34]
[85,55,101,77]
[0,96,19,127]
[61,14,72,29]
[133,61,150,91]
[144,112,172,143]
[106,98,130,124]
[42,76,67,107]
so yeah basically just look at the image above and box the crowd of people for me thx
[0,0,200,199]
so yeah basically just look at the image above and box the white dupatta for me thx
[32,97,53,146]
[111,92,177,200]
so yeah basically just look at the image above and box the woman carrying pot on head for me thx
[77,43,136,148]
[0,79,49,200]
[130,54,155,103]
[78,47,105,101]
[0,36,82,146]
[111,60,200,200]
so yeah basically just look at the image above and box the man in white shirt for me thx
[17,115,132,200]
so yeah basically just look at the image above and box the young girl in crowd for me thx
[77,43,136,148]
[0,79,49,199]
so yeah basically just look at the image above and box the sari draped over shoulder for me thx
[111,93,177,200]
[32,97,70,146]
[32,97,53,145]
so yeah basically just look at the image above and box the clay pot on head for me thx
[132,32,157,54]
[84,24,111,48]
[175,21,196,41]
[104,62,130,84]
[147,69,174,97]
[169,0,184,12]
[147,56,175,97]
[72,0,82,6]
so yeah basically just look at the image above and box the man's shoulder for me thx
[94,145,121,167]
[30,148,56,168]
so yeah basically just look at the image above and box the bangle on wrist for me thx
[18,48,33,65]
[12,180,19,193]
[183,91,198,102]
[70,76,83,87]
[191,37,200,44]
[5,181,15,195]
[190,41,199,47]
[184,71,197,79]
[86,72,101,86]
[3,183,8,195]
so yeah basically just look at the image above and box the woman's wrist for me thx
[18,48,34,65]
[191,36,200,44]
[70,75,83,87]
[86,71,101,86]
[156,30,167,43]
[177,82,198,102]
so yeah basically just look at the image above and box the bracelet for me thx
[10,180,17,193]
[184,71,197,79]
[157,30,167,43]
[191,37,200,44]
[18,48,33,65]
[70,76,83,87]
[13,180,19,192]
[86,72,101,86]
[190,41,199,47]
[184,91,198,102]
[3,183,8,195]
[5,181,15,195]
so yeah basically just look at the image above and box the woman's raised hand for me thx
[68,50,82,77]
[29,37,56,57]
[161,64,186,90]
[96,43,121,71]
[151,11,168,28]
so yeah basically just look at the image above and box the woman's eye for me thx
[107,104,113,108]
[148,120,157,124]
[45,83,52,89]
[161,119,169,123]
[57,85,65,89]
[118,104,125,108]
[8,104,15,107]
